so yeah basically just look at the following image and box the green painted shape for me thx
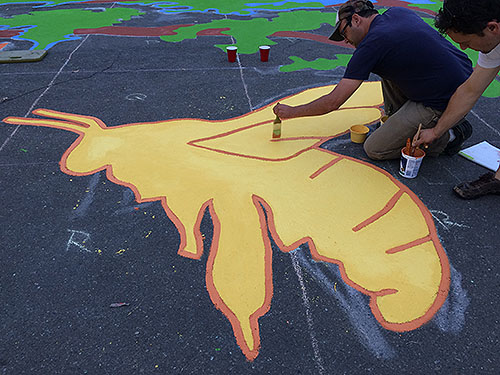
[248,2,325,12]
[0,8,143,50]
[160,10,334,54]
[408,0,443,14]
[0,0,62,5]
[0,0,326,13]
[1,1,497,97]
[280,54,352,72]
[145,0,325,15]
[482,79,500,98]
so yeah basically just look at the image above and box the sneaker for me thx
[453,172,500,199]
[443,118,472,155]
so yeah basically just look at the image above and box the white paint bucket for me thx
[399,147,425,178]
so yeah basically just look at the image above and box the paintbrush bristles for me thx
[272,115,281,139]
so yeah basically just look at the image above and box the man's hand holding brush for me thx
[412,127,438,149]
[273,103,295,119]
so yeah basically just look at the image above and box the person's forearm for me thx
[274,78,362,119]
[289,94,342,118]
[433,67,494,137]
[433,86,480,137]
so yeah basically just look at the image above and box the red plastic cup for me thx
[226,46,237,62]
[259,45,270,62]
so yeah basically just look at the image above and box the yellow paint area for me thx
[2,81,450,360]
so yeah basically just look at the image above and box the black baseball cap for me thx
[329,0,376,41]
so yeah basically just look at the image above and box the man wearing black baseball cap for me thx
[329,0,378,43]
[274,0,473,160]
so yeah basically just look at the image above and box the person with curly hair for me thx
[413,0,500,199]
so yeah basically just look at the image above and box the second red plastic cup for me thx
[226,46,237,62]
[259,45,270,62]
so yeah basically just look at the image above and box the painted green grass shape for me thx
[128,0,326,15]
[161,10,334,54]
[0,0,326,13]
[281,54,352,72]
[0,8,143,50]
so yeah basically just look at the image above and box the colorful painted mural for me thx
[3,82,451,360]
[0,0,498,96]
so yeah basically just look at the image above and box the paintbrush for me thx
[406,137,412,156]
[272,107,282,139]
[410,123,422,156]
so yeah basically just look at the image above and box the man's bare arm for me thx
[273,78,363,119]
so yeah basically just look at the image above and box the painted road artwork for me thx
[0,0,497,94]
[3,82,450,360]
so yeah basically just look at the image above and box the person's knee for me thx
[363,137,388,160]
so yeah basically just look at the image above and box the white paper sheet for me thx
[458,141,500,172]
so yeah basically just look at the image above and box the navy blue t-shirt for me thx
[344,7,473,110]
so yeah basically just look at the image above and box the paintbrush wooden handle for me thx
[409,124,422,156]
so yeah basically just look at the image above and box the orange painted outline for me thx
[352,190,405,232]
[256,143,449,333]
[386,235,432,255]
[2,84,450,355]
[309,154,343,179]
[205,195,273,361]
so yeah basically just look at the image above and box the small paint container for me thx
[350,125,369,143]
[380,115,389,124]
[400,147,425,178]
[259,45,270,62]
[226,46,237,62]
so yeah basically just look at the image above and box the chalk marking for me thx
[294,247,396,359]
[421,176,448,186]
[471,110,500,137]
[442,165,461,182]
[430,210,470,231]
[66,229,91,253]
[224,16,253,111]
[72,173,100,218]
[0,67,251,76]
[0,35,90,153]
[433,262,469,333]
[290,252,326,375]
[126,93,147,101]
[113,188,153,215]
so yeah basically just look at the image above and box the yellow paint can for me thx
[350,125,369,143]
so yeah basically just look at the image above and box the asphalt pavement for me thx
[1,2,499,374]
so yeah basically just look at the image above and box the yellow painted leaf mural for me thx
[2,81,450,361]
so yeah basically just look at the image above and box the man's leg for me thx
[364,100,448,160]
